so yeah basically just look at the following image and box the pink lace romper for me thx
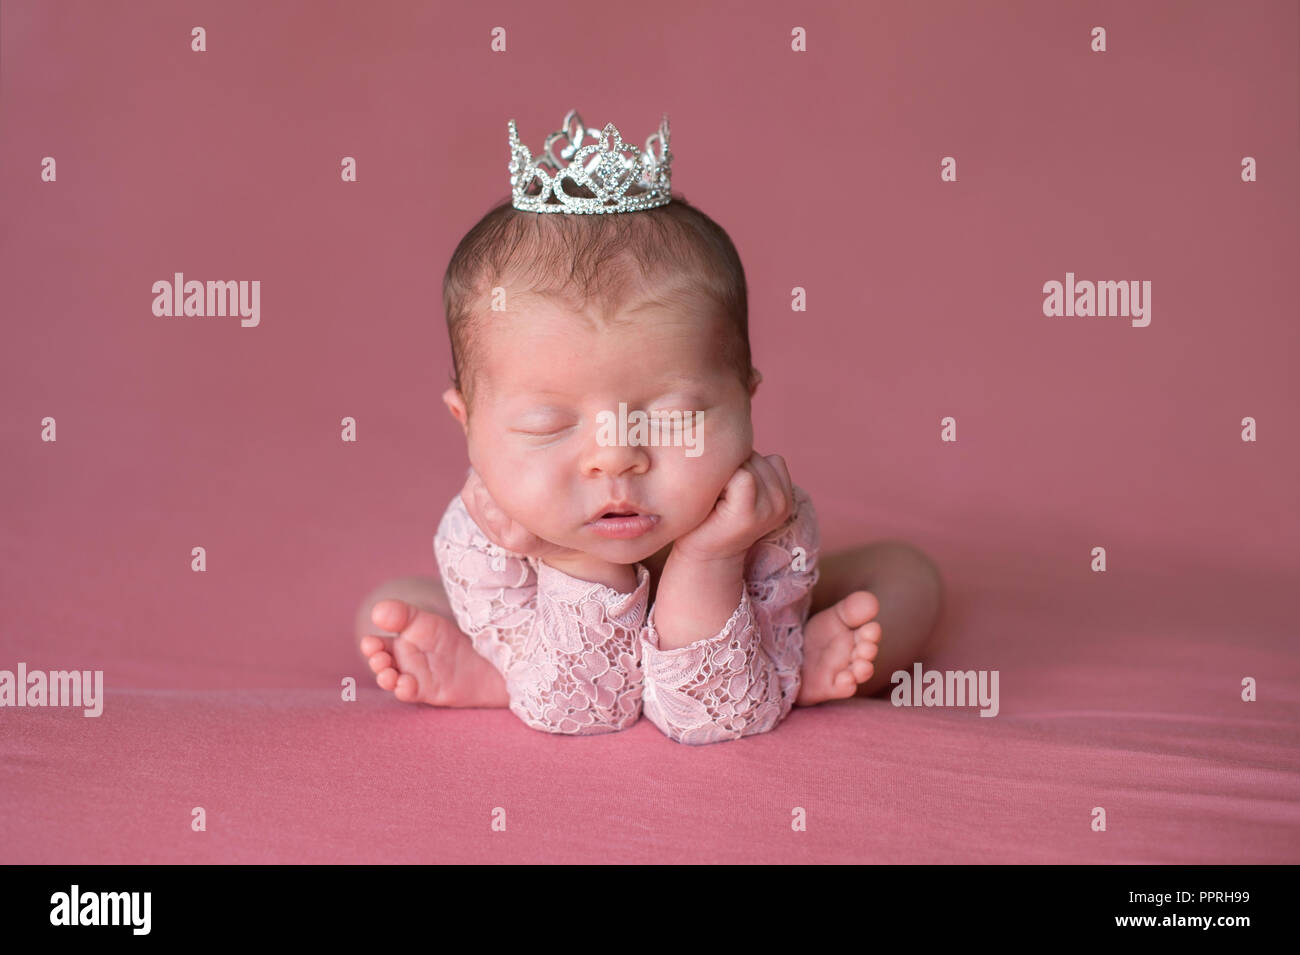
[433,484,821,745]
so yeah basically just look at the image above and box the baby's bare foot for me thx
[360,600,509,707]
[796,590,882,705]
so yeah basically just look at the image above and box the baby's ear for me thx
[442,387,469,435]
[748,367,763,397]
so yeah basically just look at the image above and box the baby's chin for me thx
[573,539,663,565]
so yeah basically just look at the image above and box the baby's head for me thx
[440,193,761,565]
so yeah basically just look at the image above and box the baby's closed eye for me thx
[511,406,706,437]
[509,411,575,436]
[513,424,575,437]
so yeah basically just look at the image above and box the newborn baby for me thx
[357,114,943,744]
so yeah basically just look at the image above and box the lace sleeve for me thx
[638,484,822,745]
[433,494,648,735]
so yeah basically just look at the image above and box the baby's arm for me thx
[434,494,648,735]
[639,481,820,745]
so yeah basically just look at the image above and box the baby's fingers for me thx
[766,454,793,501]
[721,459,760,512]
[749,452,794,518]
[463,474,514,549]
[461,468,493,519]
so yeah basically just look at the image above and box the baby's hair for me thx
[441,192,753,416]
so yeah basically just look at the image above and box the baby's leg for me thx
[355,575,509,707]
[808,540,944,698]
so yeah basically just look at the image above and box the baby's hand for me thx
[672,451,795,562]
[461,467,585,564]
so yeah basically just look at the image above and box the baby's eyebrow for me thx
[657,373,709,388]
[513,377,710,403]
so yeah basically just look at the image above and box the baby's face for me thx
[445,286,754,566]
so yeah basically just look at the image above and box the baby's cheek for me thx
[705,425,753,479]
[665,453,729,518]
[510,467,566,525]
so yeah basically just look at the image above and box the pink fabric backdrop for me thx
[2,0,1297,863]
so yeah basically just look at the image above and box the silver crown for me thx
[508,109,672,214]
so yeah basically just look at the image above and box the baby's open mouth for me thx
[588,501,649,521]
[586,510,659,539]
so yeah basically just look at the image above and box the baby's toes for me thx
[850,658,875,683]
[375,666,400,691]
[393,672,420,702]
[830,668,858,698]
[835,590,880,630]
[366,637,396,674]
[852,622,882,656]
[370,598,425,638]
[391,636,439,699]
[363,634,400,689]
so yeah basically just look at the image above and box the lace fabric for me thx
[433,485,821,744]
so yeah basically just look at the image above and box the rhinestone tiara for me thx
[508,108,672,214]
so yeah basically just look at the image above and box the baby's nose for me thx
[581,423,650,475]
